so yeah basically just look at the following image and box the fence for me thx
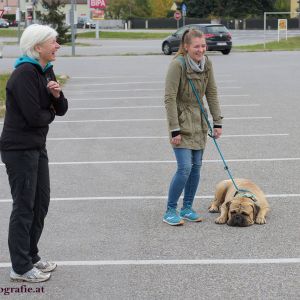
[129,17,300,30]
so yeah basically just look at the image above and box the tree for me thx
[223,0,268,18]
[185,0,217,18]
[150,0,173,17]
[107,0,152,19]
[39,0,70,44]
[106,0,131,19]
[185,0,276,19]
[274,0,290,12]
[134,0,152,17]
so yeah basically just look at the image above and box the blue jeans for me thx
[167,148,204,210]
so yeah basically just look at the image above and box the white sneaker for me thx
[34,260,57,273]
[10,267,51,283]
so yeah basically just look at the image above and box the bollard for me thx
[0,42,3,58]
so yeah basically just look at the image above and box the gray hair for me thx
[20,24,58,59]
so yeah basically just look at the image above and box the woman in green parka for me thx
[163,29,223,226]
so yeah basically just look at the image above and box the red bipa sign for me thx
[90,0,106,9]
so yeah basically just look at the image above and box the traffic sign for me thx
[181,3,187,12]
[278,19,287,30]
[171,3,177,11]
[174,11,182,21]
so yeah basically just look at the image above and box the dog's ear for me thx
[253,203,260,218]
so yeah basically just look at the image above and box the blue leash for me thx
[188,79,240,192]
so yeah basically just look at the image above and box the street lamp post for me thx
[298,0,300,29]
[17,0,21,43]
[70,0,75,56]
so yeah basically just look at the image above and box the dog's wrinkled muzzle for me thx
[228,214,249,227]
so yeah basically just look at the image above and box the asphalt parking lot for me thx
[1,29,300,58]
[0,51,300,299]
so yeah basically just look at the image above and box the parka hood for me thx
[14,56,52,73]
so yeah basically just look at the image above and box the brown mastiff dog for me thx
[208,179,270,226]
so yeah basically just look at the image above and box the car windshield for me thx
[206,26,229,34]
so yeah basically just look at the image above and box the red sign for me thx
[174,11,181,21]
[90,0,106,9]
[92,9,105,20]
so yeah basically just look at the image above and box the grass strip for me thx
[76,31,171,39]
[0,74,10,117]
[0,73,68,118]
[0,29,21,37]
[234,36,300,51]
[0,29,171,39]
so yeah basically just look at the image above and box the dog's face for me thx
[227,198,259,227]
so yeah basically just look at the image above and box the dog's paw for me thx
[208,205,219,213]
[255,216,266,224]
[215,216,227,224]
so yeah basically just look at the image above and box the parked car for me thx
[162,24,232,55]
[8,20,19,27]
[0,18,10,28]
[77,17,96,29]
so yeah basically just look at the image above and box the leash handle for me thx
[188,79,240,192]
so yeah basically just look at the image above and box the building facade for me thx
[291,0,300,18]
[1,0,91,20]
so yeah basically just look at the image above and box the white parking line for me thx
[64,87,241,93]
[67,81,164,87]
[0,117,273,126]
[1,157,298,167]
[65,88,165,93]
[46,157,300,165]
[50,117,272,124]
[69,105,164,110]
[68,104,260,111]
[71,75,155,79]
[71,74,232,80]
[66,80,237,87]
[47,134,288,141]
[0,194,299,203]
[0,258,299,268]
[70,94,250,101]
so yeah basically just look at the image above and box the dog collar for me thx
[234,189,257,202]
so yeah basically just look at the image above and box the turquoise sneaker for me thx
[163,208,184,226]
[180,208,203,222]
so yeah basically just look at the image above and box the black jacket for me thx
[0,62,68,151]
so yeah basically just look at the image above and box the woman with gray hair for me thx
[0,24,68,282]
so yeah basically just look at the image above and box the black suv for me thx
[162,24,232,55]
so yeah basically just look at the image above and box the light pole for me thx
[32,0,38,24]
[298,0,300,29]
[17,0,21,43]
[70,0,75,56]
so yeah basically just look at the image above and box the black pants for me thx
[1,148,50,274]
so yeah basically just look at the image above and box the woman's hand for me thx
[47,81,61,99]
[171,134,182,145]
[213,128,222,139]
